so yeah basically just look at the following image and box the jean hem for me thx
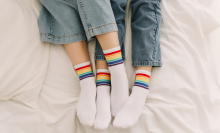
[40,33,87,44]
[132,61,162,67]
[86,23,118,42]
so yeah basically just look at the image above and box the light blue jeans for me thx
[39,0,162,67]
[96,0,162,66]
[39,0,117,44]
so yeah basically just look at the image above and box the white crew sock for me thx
[113,70,151,128]
[74,61,96,127]
[103,46,129,117]
[94,69,111,130]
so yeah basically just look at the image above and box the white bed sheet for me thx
[209,0,220,79]
[0,0,220,133]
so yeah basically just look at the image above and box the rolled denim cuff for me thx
[86,23,118,42]
[40,33,87,45]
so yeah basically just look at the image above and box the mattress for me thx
[0,0,220,133]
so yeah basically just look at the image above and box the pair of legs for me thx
[39,0,162,129]
[64,31,129,129]
[39,0,125,128]
[64,32,152,130]
[94,0,162,128]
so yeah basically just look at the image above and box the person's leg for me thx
[94,61,111,130]
[63,41,96,127]
[113,0,162,128]
[39,0,96,127]
[95,0,127,62]
[96,31,129,118]
[94,0,128,119]
[76,0,128,128]
[94,31,128,130]
[64,41,90,65]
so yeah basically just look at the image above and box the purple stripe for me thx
[79,75,94,80]
[108,61,123,67]
[134,84,149,90]
[97,84,111,86]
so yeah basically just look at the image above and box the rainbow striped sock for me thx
[134,70,151,90]
[97,70,111,86]
[113,70,151,128]
[74,61,94,80]
[104,46,123,67]
[103,46,129,116]
[73,61,96,126]
[94,69,111,129]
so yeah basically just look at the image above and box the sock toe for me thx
[77,113,95,127]
[113,118,134,129]
[94,120,110,130]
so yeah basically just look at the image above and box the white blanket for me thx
[0,0,220,133]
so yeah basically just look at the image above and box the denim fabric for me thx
[95,0,127,60]
[95,0,162,67]
[39,0,117,44]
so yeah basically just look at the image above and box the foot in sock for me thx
[94,69,111,130]
[104,46,129,117]
[74,61,96,127]
[113,70,151,128]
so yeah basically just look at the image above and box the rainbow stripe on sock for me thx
[75,64,94,80]
[97,72,111,86]
[104,50,123,67]
[134,73,150,89]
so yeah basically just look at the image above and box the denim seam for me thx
[152,3,159,60]
[47,16,54,40]
[132,63,162,66]
[78,0,92,29]
[49,16,54,40]
[86,22,117,33]
[132,61,162,66]
[50,17,53,34]
[40,33,85,38]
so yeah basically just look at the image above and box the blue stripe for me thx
[79,72,93,79]
[80,75,93,80]
[134,82,148,88]
[97,81,110,85]
[107,59,123,66]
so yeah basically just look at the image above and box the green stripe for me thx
[97,79,110,82]
[106,57,122,63]
[135,80,149,85]
[78,71,93,77]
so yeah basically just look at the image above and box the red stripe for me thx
[75,65,91,71]
[97,72,110,76]
[136,73,150,78]
[104,50,121,56]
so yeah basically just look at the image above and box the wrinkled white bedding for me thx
[0,0,220,133]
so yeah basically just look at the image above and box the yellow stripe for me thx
[136,77,149,82]
[105,53,121,60]
[76,67,92,75]
[97,76,110,80]
[97,75,110,77]
[136,75,150,79]
[136,76,149,80]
